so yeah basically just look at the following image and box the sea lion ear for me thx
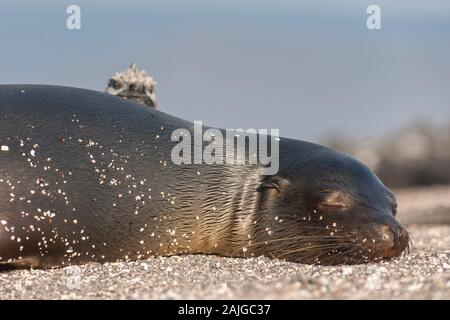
[256,176,287,192]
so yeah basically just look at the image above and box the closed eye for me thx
[316,190,349,209]
[392,202,398,217]
[319,202,348,209]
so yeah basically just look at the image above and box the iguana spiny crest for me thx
[106,63,157,107]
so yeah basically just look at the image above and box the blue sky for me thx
[1,1,449,141]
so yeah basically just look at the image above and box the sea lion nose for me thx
[378,225,396,247]
[395,226,410,249]
[378,223,409,253]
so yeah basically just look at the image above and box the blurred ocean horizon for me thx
[1,0,449,141]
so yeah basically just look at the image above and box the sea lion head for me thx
[254,141,410,265]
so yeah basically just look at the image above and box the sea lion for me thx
[0,85,409,269]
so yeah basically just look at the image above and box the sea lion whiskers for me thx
[246,234,350,249]
[273,243,356,264]
[275,243,352,258]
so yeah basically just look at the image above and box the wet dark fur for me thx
[0,85,409,269]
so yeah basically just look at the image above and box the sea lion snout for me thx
[340,201,410,263]
[371,219,410,259]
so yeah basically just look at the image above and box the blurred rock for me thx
[323,122,450,188]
